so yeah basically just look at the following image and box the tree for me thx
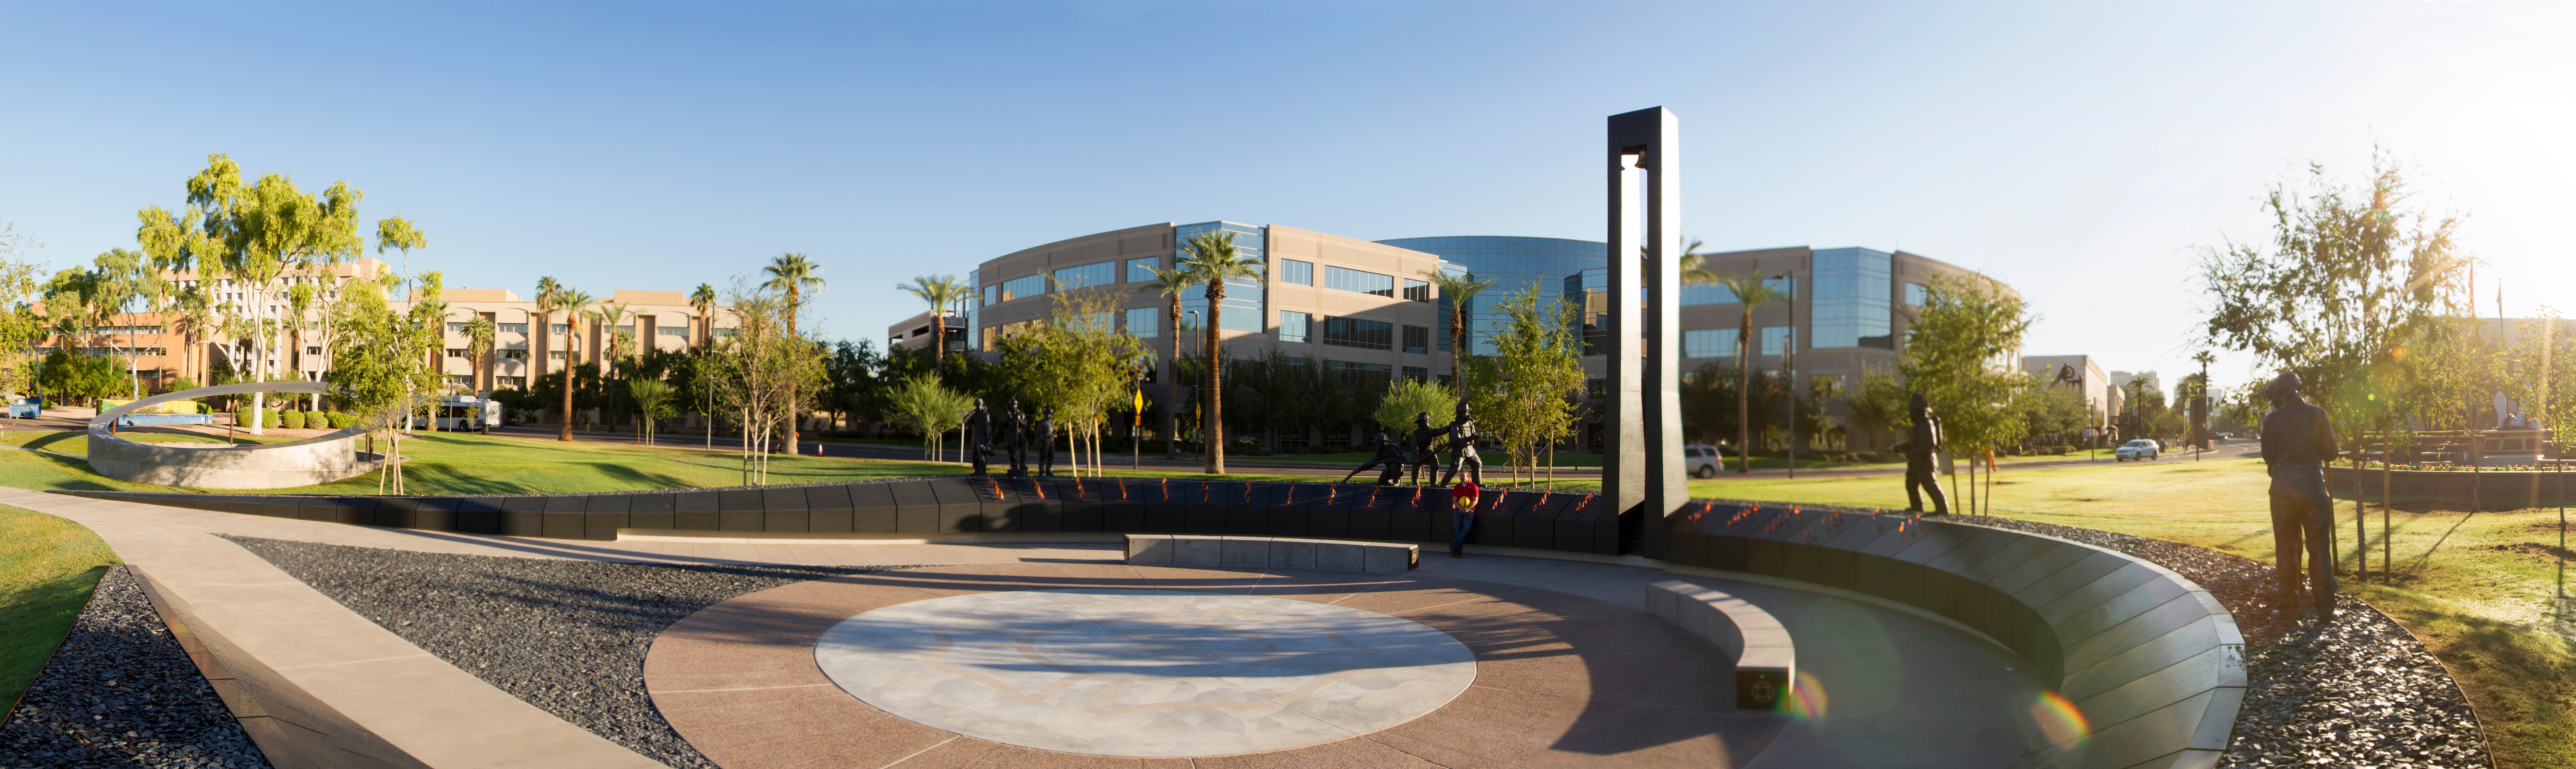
[629,377,674,446]
[547,288,594,438]
[823,339,888,431]
[1374,377,1456,435]
[1844,370,1912,453]
[2015,381,2091,451]
[992,286,1150,476]
[2199,148,2465,457]
[690,283,717,348]
[1141,265,1197,458]
[1477,285,1590,483]
[322,275,439,493]
[886,374,973,461]
[1706,273,1789,472]
[1178,230,1263,474]
[1899,274,2033,515]
[534,276,563,397]
[703,281,824,484]
[895,274,971,373]
[464,315,496,395]
[1418,269,1498,386]
[764,253,826,456]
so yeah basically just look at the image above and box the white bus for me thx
[436,396,502,432]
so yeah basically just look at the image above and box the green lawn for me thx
[0,505,119,714]
[1697,457,2576,769]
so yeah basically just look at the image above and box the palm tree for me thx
[1418,269,1498,389]
[895,275,972,373]
[548,289,593,440]
[762,252,825,336]
[588,302,632,431]
[1707,271,1788,473]
[464,315,497,395]
[533,276,563,398]
[414,296,450,432]
[1178,230,1264,474]
[689,283,717,348]
[1142,265,1198,459]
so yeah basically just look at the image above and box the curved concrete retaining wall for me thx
[1664,502,2243,769]
[88,381,380,490]
[1644,580,1794,711]
[52,476,1620,554]
[2328,465,2576,509]
[1124,534,1418,573]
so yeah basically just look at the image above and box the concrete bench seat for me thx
[1124,534,1416,573]
[1645,580,1795,710]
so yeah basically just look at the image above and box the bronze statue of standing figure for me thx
[1893,393,1949,515]
[1035,407,1058,476]
[2260,371,2340,620]
[1438,401,1483,486]
[963,398,993,475]
[1001,399,1031,477]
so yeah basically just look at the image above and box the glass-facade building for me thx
[1176,221,1266,334]
[1372,236,1608,356]
[1809,247,1893,349]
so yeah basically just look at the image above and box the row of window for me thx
[1680,327,1797,359]
[989,257,1433,307]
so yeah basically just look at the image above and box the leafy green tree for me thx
[2015,380,2091,451]
[37,350,119,406]
[1475,285,1589,483]
[172,155,379,433]
[2198,148,2465,456]
[1177,230,1263,473]
[763,254,825,455]
[993,287,1150,475]
[823,339,888,431]
[886,374,974,460]
[895,274,971,373]
[1374,377,1455,436]
[1844,370,1912,453]
[1899,274,2033,514]
[1706,273,1789,472]
[321,276,439,492]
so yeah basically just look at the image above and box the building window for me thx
[1054,262,1116,290]
[552,323,570,334]
[1322,316,1393,350]
[983,285,998,305]
[710,328,737,337]
[1125,308,1159,338]
[498,376,526,388]
[1278,312,1310,343]
[549,350,568,360]
[1683,328,1737,359]
[1680,283,1736,306]
[653,326,684,337]
[1813,248,1894,349]
[999,274,1047,302]
[498,323,528,334]
[609,325,634,337]
[1122,258,1157,283]
[449,375,474,387]
[1327,360,1392,381]
[446,348,467,358]
[447,322,471,334]
[306,346,323,356]
[1760,326,1796,357]
[1278,259,1314,286]
[1403,279,1429,303]
[499,349,528,360]
[1323,266,1394,297]
[1905,281,1929,307]
[1402,325,1428,354]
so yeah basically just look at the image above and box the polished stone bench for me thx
[1123,534,1417,573]
[1644,580,1795,710]
[1664,502,2243,769]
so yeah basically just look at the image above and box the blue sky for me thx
[5,1,2569,396]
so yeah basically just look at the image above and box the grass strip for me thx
[0,505,119,716]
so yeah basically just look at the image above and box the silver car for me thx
[1686,444,1726,477]
[2115,439,2160,461]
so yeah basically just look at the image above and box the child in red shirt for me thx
[1448,480,1480,558]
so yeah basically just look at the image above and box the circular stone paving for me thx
[813,589,1476,757]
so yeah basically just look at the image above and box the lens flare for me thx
[1785,670,1829,720]
[2028,690,2090,746]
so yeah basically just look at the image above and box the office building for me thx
[2022,354,2114,426]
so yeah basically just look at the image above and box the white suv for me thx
[1685,444,1726,477]
[2115,439,2160,461]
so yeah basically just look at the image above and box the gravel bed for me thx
[222,537,908,769]
[0,566,270,769]
[1958,517,2490,768]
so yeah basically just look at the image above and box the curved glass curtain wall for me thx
[1373,236,1607,356]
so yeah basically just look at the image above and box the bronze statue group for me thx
[960,398,1070,477]
[1339,401,1485,488]
[1895,371,2342,621]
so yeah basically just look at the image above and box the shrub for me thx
[304,410,328,429]
[234,407,280,428]
[326,412,357,429]
[280,410,305,429]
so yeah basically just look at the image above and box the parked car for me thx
[1685,444,1726,477]
[2115,439,2160,461]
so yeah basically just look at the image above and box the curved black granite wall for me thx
[51,476,1623,555]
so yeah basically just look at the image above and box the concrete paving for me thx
[9,488,2050,768]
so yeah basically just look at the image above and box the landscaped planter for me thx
[2327,465,2576,509]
